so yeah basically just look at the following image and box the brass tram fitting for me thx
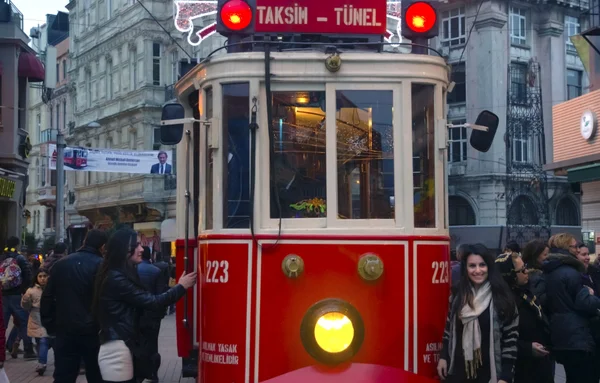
[358,253,384,281]
[282,254,305,278]
[325,53,341,72]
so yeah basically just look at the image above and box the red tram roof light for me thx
[217,0,255,37]
[401,1,439,41]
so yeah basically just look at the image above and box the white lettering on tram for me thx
[256,5,308,25]
[202,342,240,365]
[423,342,442,364]
[431,261,449,284]
[333,6,382,27]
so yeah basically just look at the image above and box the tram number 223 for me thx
[205,260,229,284]
[431,261,449,284]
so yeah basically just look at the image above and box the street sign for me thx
[254,0,387,34]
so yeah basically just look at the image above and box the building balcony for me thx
[74,174,177,222]
[37,185,56,206]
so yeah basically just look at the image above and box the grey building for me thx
[437,0,588,251]
[0,0,45,246]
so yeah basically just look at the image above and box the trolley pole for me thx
[55,130,65,243]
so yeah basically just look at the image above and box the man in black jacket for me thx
[1,236,35,359]
[137,247,167,383]
[40,230,108,383]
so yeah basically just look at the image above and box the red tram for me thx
[63,148,88,169]
[161,0,498,381]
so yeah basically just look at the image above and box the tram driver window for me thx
[336,90,394,219]
[222,83,250,228]
[412,84,436,228]
[271,91,327,219]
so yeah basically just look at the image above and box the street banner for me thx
[48,144,174,174]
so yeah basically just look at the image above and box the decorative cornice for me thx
[536,20,564,37]
[474,10,507,30]
[105,53,113,63]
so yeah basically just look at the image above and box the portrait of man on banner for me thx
[150,151,172,174]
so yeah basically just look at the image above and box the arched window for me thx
[449,196,476,226]
[555,197,579,226]
[508,195,538,225]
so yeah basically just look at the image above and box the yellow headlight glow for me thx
[314,312,355,353]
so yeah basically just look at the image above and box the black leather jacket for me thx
[40,246,103,336]
[98,269,185,343]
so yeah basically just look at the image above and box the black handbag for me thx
[123,336,157,380]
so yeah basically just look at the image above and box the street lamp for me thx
[55,121,101,243]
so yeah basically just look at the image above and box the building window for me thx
[63,60,67,79]
[63,99,67,130]
[41,160,46,186]
[511,121,530,163]
[555,197,579,226]
[441,7,465,47]
[107,60,113,99]
[56,105,60,131]
[510,63,528,104]
[36,158,41,187]
[510,7,527,45]
[567,69,582,100]
[153,43,161,86]
[565,15,580,51]
[45,208,54,229]
[508,195,538,225]
[449,196,476,225]
[131,49,137,90]
[447,63,465,104]
[56,63,60,83]
[50,107,53,129]
[130,131,137,150]
[107,0,112,19]
[153,128,161,150]
[36,113,41,135]
[86,70,92,108]
[171,50,179,84]
[448,120,467,163]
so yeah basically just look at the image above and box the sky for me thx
[12,0,69,37]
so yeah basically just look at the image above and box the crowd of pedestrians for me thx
[443,233,598,383]
[0,229,186,383]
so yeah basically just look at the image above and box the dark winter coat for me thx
[542,250,600,353]
[513,287,554,383]
[98,269,185,343]
[527,268,547,308]
[40,246,104,336]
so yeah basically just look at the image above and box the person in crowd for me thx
[504,241,521,257]
[543,233,600,383]
[496,251,553,382]
[437,244,518,383]
[137,246,167,383]
[6,314,21,358]
[40,230,108,383]
[0,236,35,359]
[41,242,68,274]
[94,229,197,383]
[152,252,171,316]
[451,244,468,293]
[168,257,176,315]
[0,286,6,371]
[521,239,550,306]
[21,270,52,375]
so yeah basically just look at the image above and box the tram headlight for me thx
[300,299,364,365]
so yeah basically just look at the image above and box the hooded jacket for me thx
[542,249,600,352]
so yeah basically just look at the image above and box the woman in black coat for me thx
[93,229,197,383]
[496,252,553,383]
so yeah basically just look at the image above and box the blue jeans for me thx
[2,295,32,350]
[7,325,19,347]
[36,337,51,364]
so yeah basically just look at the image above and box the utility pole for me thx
[55,130,65,243]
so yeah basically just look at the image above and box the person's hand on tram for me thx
[436,358,448,380]
[178,271,198,289]
[532,342,550,357]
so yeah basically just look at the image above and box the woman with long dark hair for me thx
[521,239,549,306]
[496,252,553,383]
[93,229,197,383]
[437,244,518,383]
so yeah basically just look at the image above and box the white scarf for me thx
[460,281,492,379]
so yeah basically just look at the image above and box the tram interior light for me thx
[470,110,499,153]
[401,1,439,40]
[314,312,355,354]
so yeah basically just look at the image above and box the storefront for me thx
[545,89,600,253]
[0,173,24,247]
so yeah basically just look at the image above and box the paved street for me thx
[3,314,195,383]
[2,314,568,383]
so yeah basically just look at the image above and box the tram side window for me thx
[271,91,327,219]
[223,83,250,228]
[205,87,213,230]
[412,84,436,228]
[336,90,394,219]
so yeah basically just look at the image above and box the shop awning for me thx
[18,52,45,83]
[567,163,600,183]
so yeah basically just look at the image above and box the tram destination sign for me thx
[254,0,387,35]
